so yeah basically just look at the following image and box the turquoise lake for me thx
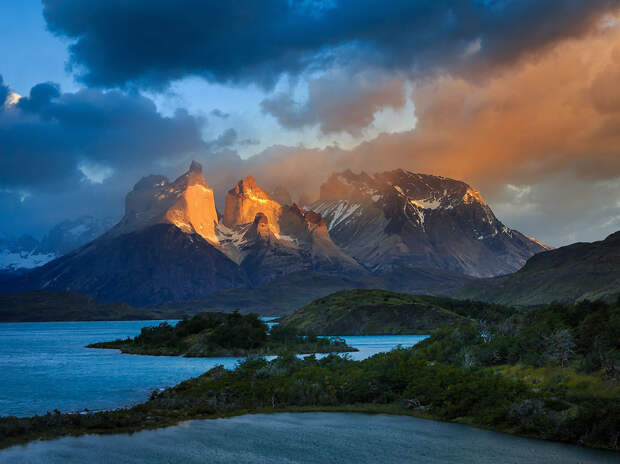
[0,320,426,417]
[1,322,618,463]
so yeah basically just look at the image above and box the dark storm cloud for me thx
[17,82,61,113]
[0,78,206,192]
[42,0,618,90]
[211,128,238,149]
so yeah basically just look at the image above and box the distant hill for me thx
[154,268,473,317]
[0,291,183,322]
[280,289,515,335]
[452,231,620,306]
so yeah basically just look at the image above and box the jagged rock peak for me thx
[290,203,305,217]
[112,161,219,244]
[223,176,282,232]
[278,204,329,239]
[189,160,203,173]
[304,210,326,227]
[319,170,374,202]
[172,160,211,190]
[229,176,270,199]
[245,212,271,242]
[133,175,169,191]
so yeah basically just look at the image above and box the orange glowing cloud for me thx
[224,16,620,199]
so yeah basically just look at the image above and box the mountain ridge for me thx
[311,169,548,277]
[3,161,550,306]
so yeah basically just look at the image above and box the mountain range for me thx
[3,161,551,306]
[0,216,113,271]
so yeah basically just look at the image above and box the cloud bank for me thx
[43,0,617,89]
[0,79,205,192]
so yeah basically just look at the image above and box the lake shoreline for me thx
[86,342,358,357]
[5,411,618,464]
[1,318,617,454]
[2,403,617,454]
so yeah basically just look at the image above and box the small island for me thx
[88,311,356,357]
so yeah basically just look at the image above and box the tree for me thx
[547,329,575,368]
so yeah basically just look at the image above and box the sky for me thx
[1,0,620,247]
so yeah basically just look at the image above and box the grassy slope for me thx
[280,289,514,335]
[453,231,620,306]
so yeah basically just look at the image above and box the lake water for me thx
[1,412,618,464]
[0,320,426,417]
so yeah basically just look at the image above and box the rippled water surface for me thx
[0,320,426,417]
[2,413,618,464]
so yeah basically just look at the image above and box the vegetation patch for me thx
[281,289,514,335]
[88,311,356,357]
[1,298,618,452]
[411,299,620,450]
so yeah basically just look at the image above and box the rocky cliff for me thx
[223,176,282,234]
[112,160,220,244]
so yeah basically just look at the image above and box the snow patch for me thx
[216,223,250,247]
[0,250,56,270]
[68,224,89,237]
[326,202,362,230]
[410,199,441,210]
[278,234,297,243]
